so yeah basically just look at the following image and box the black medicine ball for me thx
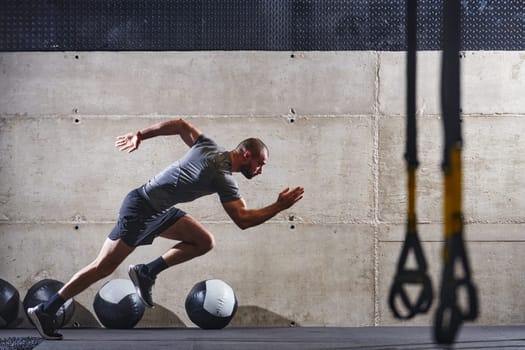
[93,279,145,329]
[185,279,238,329]
[0,279,20,328]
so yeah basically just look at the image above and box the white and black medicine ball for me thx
[0,279,20,328]
[93,279,145,329]
[185,279,238,329]
[23,279,75,328]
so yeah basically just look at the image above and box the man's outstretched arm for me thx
[115,118,202,152]
[222,187,304,230]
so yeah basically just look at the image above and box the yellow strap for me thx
[444,146,462,240]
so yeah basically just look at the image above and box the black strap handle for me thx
[434,0,478,344]
[389,232,433,319]
[434,234,479,344]
[388,0,433,320]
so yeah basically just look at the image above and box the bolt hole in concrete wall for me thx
[289,108,296,123]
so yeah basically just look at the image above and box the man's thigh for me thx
[159,215,213,243]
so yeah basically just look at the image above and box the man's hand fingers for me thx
[277,186,304,209]
[291,187,304,197]
[115,138,127,146]
[117,144,138,153]
[279,187,290,196]
[115,133,140,153]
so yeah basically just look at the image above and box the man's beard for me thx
[240,164,254,179]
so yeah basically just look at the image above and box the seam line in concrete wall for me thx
[0,219,391,225]
[372,51,381,326]
[0,114,390,119]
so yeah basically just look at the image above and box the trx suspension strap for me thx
[388,0,433,320]
[434,0,478,344]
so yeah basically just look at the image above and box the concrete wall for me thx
[1,51,524,328]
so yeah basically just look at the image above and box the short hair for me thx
[235,138,269,157]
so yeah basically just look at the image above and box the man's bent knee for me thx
[197,233,215,255]
[206,234,216,252]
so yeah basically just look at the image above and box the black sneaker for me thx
[27,304,63,340]
[128,264,156,308]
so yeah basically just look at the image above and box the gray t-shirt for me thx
[140,134,241,212]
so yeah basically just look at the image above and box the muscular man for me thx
[28,118,304,340]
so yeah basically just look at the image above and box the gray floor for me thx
[1,326,525,350]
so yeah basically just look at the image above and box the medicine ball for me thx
[23,279,75,328]
[0,279,20,328]
[185,279,238,329]
[93,279,145,329]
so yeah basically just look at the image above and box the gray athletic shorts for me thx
[108,188,186,247]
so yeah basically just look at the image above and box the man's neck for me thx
[229,150,241,173]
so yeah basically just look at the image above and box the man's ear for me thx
[242,151,251,160]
